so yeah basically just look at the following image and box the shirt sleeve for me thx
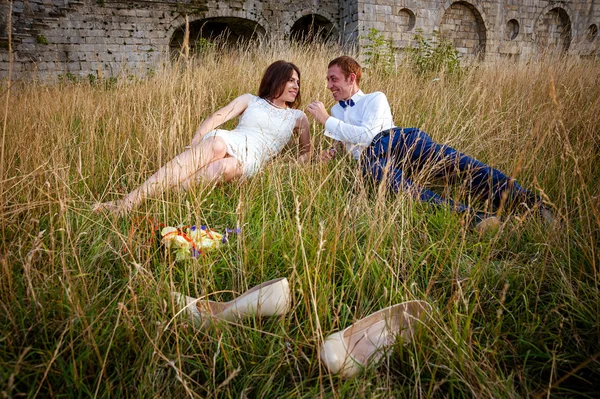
[324,93,394,146]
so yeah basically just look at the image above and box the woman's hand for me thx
[319,147,337,162]
[298,153,311,164]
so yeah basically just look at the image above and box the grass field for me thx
[1,42,599,397]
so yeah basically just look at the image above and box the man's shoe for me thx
[320,300,431,378]
[172,277,291,328]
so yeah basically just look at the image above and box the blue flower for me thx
[190,248,202,258]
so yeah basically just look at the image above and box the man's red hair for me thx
[328,56,362,85]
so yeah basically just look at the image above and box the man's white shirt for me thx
[324,90,396,159]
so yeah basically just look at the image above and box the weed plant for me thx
[409,30,462,76]
[360,28,396,73]
[1,40,599,397]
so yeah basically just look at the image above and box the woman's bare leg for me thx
[179,157,243,191]
[94,137,228,215]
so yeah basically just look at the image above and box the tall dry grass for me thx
[1,41,599,397]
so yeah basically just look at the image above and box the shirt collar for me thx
[338,90,365,110]
[350,90,364,103]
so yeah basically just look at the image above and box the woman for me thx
[94,61,311,215]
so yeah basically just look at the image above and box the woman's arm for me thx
[295,113,312,163]
[190,94,252,147]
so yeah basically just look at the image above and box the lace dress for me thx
[202,95,304,177]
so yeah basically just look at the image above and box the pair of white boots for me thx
[172,277,431,378]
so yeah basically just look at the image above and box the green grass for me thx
[1,42,599,397]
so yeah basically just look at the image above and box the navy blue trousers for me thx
[362,128,539,221]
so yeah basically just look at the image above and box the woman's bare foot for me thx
[475,216,500,234]
[92,198,134,216]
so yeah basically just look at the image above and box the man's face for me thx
[327,65,354,102]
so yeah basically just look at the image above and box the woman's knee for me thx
[193,137,227,160]
[208,137,228,157]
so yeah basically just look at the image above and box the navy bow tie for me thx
[339,99,355,108]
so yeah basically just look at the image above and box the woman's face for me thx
[274,70,300,104]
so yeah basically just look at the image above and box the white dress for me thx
[202,95,304,177]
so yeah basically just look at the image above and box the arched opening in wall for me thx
[534,8,571,54]
[440,1,487,62]
[289,14,338,43]
[585,24,598,42]
[169,17,265,55]
[397,8,416,32]
[0,2,9,48]
[505,19,519,41]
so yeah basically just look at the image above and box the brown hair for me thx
[258,60,301,108]
[328,56,362,86]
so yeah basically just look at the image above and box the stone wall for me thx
[340,0,360,44]
[1,0,599,79]
[0,0,340,79]
[358,0,600,62]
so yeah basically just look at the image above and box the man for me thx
[306,56,549,229]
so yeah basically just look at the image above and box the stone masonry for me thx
[1,0,599,79]
[357,0,600,62]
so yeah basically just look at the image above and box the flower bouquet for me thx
[161,225,241,261]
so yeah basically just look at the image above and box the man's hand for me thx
[306,101,330,126]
